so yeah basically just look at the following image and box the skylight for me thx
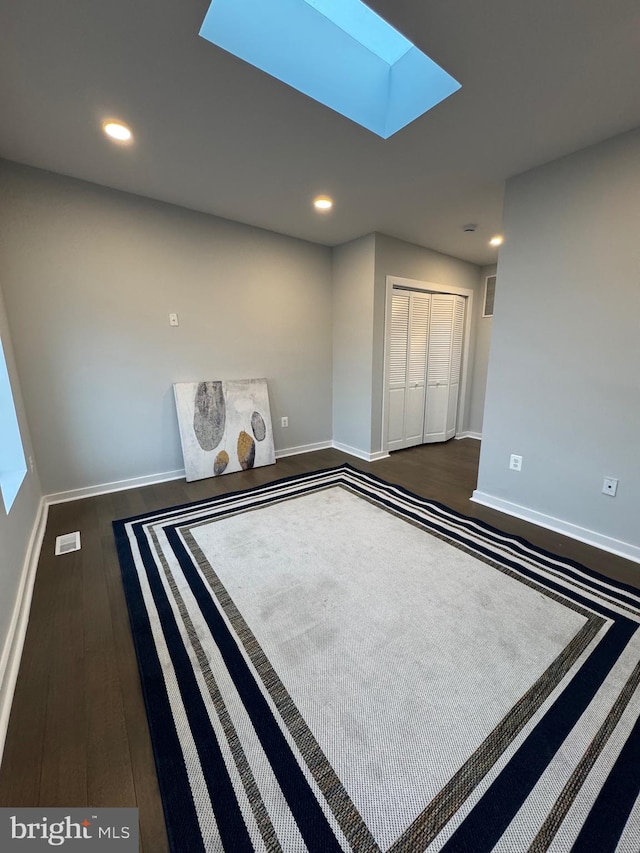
[199,0,461,139]
[306,0,412,65]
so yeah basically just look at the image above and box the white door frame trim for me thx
[382,275,474,454]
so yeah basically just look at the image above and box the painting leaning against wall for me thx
[173,378,276,482]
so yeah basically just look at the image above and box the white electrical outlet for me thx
[281,416,289,428]
[169,313,179,326]
[509,454,523,471]
[602,477,618,497]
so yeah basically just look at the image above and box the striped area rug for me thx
[113,465,640,852]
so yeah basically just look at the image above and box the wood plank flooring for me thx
[1,440,638,851]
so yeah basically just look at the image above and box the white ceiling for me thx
[1,0,639,265]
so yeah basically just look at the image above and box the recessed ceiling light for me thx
[102,121,133,142]
[313,196,333,211]
[489,235,504,247]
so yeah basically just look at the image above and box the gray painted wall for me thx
[468,264,496,435]
[332,234,376,452]
[0,282,41,677]
[476,128,640,549]
[0,162,333,495]
[372,233,486,452]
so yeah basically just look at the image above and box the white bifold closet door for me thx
[387,291,431,451]
[387,290,465,451]
[423,294,465,443]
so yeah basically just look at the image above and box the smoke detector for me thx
[463,223,477,233]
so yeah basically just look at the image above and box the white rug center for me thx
[190,486,587,848]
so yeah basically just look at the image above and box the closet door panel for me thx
[424,385,449,439]
[445,296,465,439]
[405,387,426,444]
[387,293,410,451]
[404,293,430,445]
[388,388,407,445]
[446,386,458,434]
[423,295,454,443]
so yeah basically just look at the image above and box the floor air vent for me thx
[55,531,81,556]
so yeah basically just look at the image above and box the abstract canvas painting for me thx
[173,378,275,481]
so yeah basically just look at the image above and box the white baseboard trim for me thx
[332,442,390,463]
[368,450,391,462]
[45,469,186,506]
[456,432,482,440]
[0,497,49,763]
[471,490,640,565]
[275,441,333,459]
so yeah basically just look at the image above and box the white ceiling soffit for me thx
[0,0,638,265]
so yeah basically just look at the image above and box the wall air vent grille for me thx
[55,531,81,556]
[483,275,496,318]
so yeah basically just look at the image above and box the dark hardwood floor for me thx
[1,439,637,851]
